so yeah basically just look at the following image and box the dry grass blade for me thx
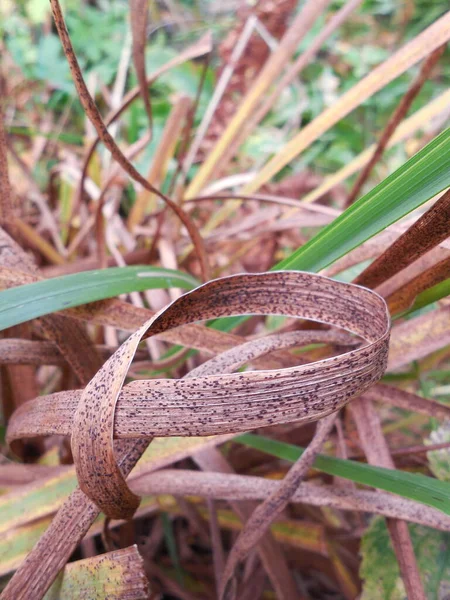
[186,0,332,197]
[351,397,425,599]
[49,0,210,281]
[214,0,364,176]
[219,413,338,600]
[13,218,65,266]
[186,329,357,377]
[2,325,39,433]
[355,188,450,289]
[130,0,152,133]
[369,383,450,420]
[240,11,450,195]
[346,44,446,206]
[0,339,146,366]
[4,272,389,598]
[127,95,192,231]
[132,470,450,532]
[0,463,68,487]
[376,243,450,298]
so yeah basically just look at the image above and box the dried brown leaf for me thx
[355,188,450,289]
[131,469,450,532]
[4,271,389,599]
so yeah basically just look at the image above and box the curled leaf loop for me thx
[9,271,390,520]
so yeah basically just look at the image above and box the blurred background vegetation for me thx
[2,0,449,199]
[1,2,450,598]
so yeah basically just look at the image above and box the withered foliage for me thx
[0,1,450,599]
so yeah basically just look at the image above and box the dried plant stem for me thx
[215,0,364,179]
[355,188,450,289]
[186,0,332,197]
[49,0,210,281]
[346,44,446,206]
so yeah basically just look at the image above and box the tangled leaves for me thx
[4,271,390,599]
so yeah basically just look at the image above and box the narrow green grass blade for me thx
[277,127,450,272]
[0,266,199,330]
[236,433,450,515]
[161,512,184,587]
[406,278,450,316]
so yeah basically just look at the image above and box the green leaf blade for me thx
[277,127,450,272]
[236,433,450,515]
[0,266,199,330]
